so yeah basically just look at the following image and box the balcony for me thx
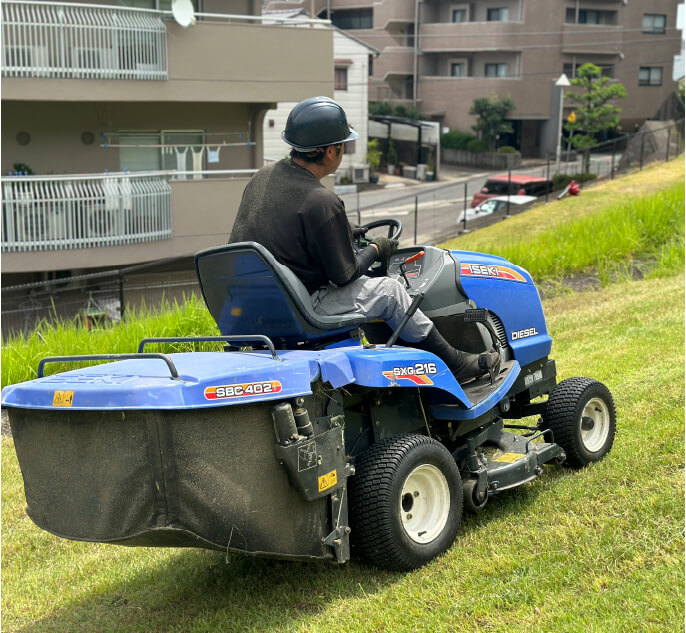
[1,1,334,103]
[2,2,168,80]
[561,24,622,55]
[375,47,415,80]
[419,22,544,53]
[1,170,257,273]
[2,172,172,253]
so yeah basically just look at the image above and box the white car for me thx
[458,195,538,224]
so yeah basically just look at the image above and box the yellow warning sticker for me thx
[318,470,338,493]
[494,452,525,463]
[52,391,74,407]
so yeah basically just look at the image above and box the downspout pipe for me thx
[413,0,420,105]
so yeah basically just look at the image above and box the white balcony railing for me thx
[1,1,168,80]
[2,172,172,252]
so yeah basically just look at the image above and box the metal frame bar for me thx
[37,353,180,380]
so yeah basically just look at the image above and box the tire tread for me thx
[542,377,616,468]
[349,434,461,571]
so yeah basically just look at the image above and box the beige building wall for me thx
[1,1,335,276]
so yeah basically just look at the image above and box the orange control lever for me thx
[403,251,425,265]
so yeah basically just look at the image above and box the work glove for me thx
[351,225,367,239]
[371,237,399,262]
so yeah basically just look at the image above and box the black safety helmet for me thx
[282,96,359,152]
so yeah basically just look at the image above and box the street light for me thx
[554,73,571,174]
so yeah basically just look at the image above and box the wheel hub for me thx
[580,398,610,452]
[400,464,450,544]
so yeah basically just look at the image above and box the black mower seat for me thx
[195,242,366,343]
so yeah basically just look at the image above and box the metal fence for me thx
[1,1,168,80]
[1,258,202,341]
[344,120,684,246]
[2,172,172,252]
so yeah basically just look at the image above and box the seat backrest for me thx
[194,242,365,343]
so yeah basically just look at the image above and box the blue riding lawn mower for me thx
[2,220,616,571]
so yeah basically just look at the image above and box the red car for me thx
[471,175,553,207]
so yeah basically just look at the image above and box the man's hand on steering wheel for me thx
[371,237,399,262]
[352,218,403,276]
[351,225,367,240]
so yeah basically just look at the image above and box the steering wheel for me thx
[354,218,403,277]
[356,218,402,242]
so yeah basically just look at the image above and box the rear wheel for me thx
[542,377,616,468]
[349,434,462,571]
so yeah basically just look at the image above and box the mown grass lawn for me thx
[3,272,683,633]
[2,160,684,632]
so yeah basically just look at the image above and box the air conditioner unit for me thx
[17,206,49,243]
[3,45,49,76]
[352,165,370,184]
[71,46,116,78]
[87,207,116,239]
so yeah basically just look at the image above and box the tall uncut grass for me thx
[453,182,684,280]
[1,296,219,389]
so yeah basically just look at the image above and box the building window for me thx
[330,8,373,30]
[485,63,507,78]
[566,8,618,25]
[368,54,374,77]
[638,66,663,86]
[452,9,467,23]
[451,62,466,77]
[487,8,509,22]
[344,141,356,155]
[642,14,666,34]
[335,67,348,91]
[406,24,415,47]
[563,63,614,79]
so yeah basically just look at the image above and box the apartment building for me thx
[1,0,333,284]
[309,0,681,157]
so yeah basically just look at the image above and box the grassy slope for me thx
[441,159,684,282]
[2,160,684,632]
[443,159,684,252]
[3,272,684,633]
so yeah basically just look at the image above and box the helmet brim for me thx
[281,128,359,153]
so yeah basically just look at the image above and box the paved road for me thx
[340,153,620,246]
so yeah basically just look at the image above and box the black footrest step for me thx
[464,308,488,323]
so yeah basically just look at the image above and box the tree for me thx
[469,95,515,151]
[366,139,382,176]
[564,63,626,170]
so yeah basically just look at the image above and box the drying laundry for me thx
[191,147,205,179]
[207,146,221,164]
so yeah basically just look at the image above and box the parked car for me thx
[458,195,537,224]
[470,175,553,207]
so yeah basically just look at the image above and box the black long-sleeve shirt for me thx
[229,159,376,294]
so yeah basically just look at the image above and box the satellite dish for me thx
[172,0,196,27]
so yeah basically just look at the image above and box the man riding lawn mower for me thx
[2,99,615,572]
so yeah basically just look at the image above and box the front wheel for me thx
[542,377,616,468]
[349,434,462,571]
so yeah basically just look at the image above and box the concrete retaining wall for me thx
[442,148,522,170]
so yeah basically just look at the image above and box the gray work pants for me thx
[310,276,434,342]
